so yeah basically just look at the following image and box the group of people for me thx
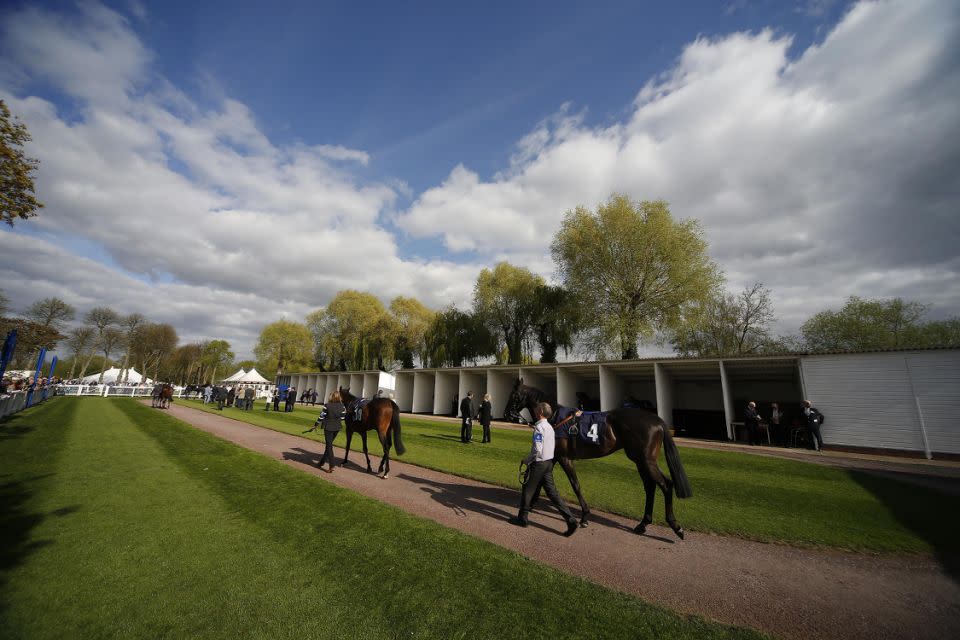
[743,399,825,451]
[458,391,493,443]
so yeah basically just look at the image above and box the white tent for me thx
[221,368,247,382]
[237,368,270,384]
[81,367,150,384]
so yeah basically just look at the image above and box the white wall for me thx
[433,371,459,415]
[395,372,414,411]
[459,371,486,411]
[487,369,519,419]
[412,372,435,413]
[654,363,674,425]
[599,365,625,411]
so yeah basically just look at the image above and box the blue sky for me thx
[1,0,957,359]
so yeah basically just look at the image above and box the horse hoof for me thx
[633,523,646,535]
[380,474,389,480]
[674,527,685,540]
[579,520,589,528]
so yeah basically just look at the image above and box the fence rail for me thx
[54,385,198,398]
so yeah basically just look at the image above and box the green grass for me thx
[0,398,766,640]
[182,399,960,554]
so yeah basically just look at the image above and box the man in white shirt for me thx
[509,402,578,537]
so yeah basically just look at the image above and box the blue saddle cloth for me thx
[552,407,606,446]
[347,398,370,422]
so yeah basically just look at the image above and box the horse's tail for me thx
[390,400,405,455]
[662,425,692,498]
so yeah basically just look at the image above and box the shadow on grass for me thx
[0,425,35,440]
[850,470,960,583]
[397,471,657,538]
[418,433,465,442]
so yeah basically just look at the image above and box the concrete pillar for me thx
[654,363,674,426]
[433,371,459,415]
[518,367,550,397]
[599,365,625,411]
[349,373,364,396]
[486,369,518,419]
[459,370,486,410]
[395,372,414,411]
[412,372,435,413]
[556,367,579,408]
[363,372,379,398]
[719,361,735,440]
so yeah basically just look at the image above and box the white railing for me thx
[54,385,197,398]
[0,388,51,419]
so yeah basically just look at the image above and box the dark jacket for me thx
[744,405,760,426]
[320,402,346,431]
[478,400,492,425]
[285,388,296,404]
[804,407,824,427]
[460,396,474,419]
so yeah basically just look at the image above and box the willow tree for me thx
[390,296,436,368]
[551,195,722,359]
[307,291,399,371]
[473,262,544,364]
[254,320,312,377]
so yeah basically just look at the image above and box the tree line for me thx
[253,195,960,374]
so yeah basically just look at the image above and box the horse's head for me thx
[339,386,355,403]
[505,378,541,422]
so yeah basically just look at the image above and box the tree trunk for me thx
[80,350,97,379]
[98,349,111,383]
[68,358,77,380]
[119,350,130,382]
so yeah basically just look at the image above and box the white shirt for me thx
[527,417,556,463]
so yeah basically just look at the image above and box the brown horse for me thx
[338,387,405,479]
[505,378,692,538]
[151,383,174,409]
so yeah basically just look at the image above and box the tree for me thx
[1,100,44,226]
[254,320,312,377]
[0,316,62,368]
[83,306,120,382]
[423,307,497,367]
[23,297,75,331]
[117,313,146,382]
[167,343,203,385]
[200,340,234,383]
[0,289,9,316]
[131,323,179,381]
[389,296,436,368]
[671,283,778,357]
[99,327,124,375]
[65,327,95,379]
[551,195,722,359]
[800,297,955,351]
[307,291,399,371]
[531,284,581,363]
[473,262,544,364]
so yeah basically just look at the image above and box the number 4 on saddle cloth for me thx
[552,407,606,446]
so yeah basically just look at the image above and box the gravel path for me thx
[161,402,960,640]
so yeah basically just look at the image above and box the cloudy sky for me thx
[1,0,958,359]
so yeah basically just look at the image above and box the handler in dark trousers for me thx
[478,393,493,443]
[802,399,825,452]
[460,391,475,443]
[744,401,761,445]
[317,390,346,473]
[284,386,296,412]
[509,402,578,537]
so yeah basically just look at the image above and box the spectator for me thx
[272,388,281,412]
[770,402,783,446]
[478,393,493,443]
[744,401,761,445]
[285,387,297,413]
[460,391,475,443]
[802,400,825,452]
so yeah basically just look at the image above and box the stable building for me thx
[278,347,960,459]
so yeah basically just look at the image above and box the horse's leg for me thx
[645,458,683,539]
[360,430,373,473]
[377,429,391,479]
[633,465,656,535]
[340,428,354,467]
[554,457,591,527]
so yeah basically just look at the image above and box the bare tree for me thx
[117,313,146,382]
[83,307,119,382]
[66,327,95,379]
[23,297,75,331]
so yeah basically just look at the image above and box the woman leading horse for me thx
[505,378,692,538]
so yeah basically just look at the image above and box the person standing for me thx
[460,391,475,443]
[478,393,493,443]
[744,401,761,445]
[802,400,825,452]
[271,388,280,411]
[509,402,578,537]
[203,384,212,404]
[215,386,225,411]
[243,385,255,411]
[285,386,296,413]
[317,391,346,473]
[770,402,783,446]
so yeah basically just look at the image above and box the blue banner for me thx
[49,355,58,379]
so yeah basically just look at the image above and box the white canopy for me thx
[237,368,270,384]
[221,368,247,382]
[81,367,151,384]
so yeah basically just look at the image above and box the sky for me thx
[1,0,958,361]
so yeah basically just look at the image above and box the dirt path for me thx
[161,402,960,640]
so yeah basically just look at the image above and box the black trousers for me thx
[518,461,574,524]
[461,417,472,442]
[319,430,338,467]
[808,424,823,450]
[481,420,491,443]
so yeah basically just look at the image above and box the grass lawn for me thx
[181,399,960,554]
[0,398,766,640]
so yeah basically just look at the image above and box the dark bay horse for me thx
[338,387,405,479]
[506,379,692,538]
[151,383,174,409]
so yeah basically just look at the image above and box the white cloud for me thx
[398,0,960,330]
